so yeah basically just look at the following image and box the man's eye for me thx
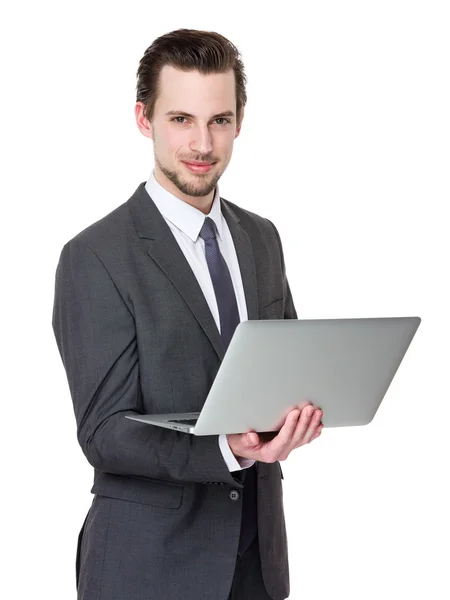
[171,117,230,125]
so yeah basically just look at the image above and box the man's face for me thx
[136,65,242,207]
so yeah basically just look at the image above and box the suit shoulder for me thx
[220,197,275,232]
[62,200,132,252]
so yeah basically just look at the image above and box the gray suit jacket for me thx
[52,182,298,600]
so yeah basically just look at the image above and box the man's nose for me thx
[189,125,213,155]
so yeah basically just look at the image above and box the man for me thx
[52,28,323,600]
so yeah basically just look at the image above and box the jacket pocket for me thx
[91,472,184,509]
[261,297,285,319]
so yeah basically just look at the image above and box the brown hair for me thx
[136,28,247,125]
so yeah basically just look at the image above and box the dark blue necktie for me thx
[199,216,257,556]
[199,217,240,348]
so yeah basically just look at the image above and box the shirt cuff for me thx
[218,434,256,471]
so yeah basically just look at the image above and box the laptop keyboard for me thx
[167,418,198,426]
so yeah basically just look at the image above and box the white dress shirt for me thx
[145,170,255,472]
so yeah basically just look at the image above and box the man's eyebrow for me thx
[165,110,235,119]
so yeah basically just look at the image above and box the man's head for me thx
[134,29,247,210]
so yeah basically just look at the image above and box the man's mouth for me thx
[181,161,215,174]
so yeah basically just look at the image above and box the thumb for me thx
[246,432,258,445]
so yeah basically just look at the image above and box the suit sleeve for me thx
[267,219,298,320]
[51,239,241,487]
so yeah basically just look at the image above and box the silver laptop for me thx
[125,316,421,435]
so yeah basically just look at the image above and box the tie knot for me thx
[199,217,217,242]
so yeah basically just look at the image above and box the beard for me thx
[155,154,222,198]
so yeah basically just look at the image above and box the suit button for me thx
[229,489,240,501]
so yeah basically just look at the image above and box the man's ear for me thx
[135,102,153,140]
[235,108,244,139]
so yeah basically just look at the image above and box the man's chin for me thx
[157,161,221,198]
[177,168,220,197]
[181,183,216,198]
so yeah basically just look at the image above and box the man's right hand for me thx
[226,404,324,463]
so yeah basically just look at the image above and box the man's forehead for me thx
[157,65,235,98]
[155,65,237,115]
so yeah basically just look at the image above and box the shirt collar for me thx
[145,169,224,242]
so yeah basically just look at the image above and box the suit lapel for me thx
[149,229,226,360]
[221,200,259,322]
[128,182,258,360]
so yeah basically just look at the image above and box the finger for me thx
[292,405,316,444]
[310,423,324,441]
[305,410,323,442]
[295,407,322,448]
[296,408,322,445]
[246,431,259,445]
[258,410,303,462]
[270,409,301,451]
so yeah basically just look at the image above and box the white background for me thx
[2,1,449,599]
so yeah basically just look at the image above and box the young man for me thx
[52,28,323,600]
